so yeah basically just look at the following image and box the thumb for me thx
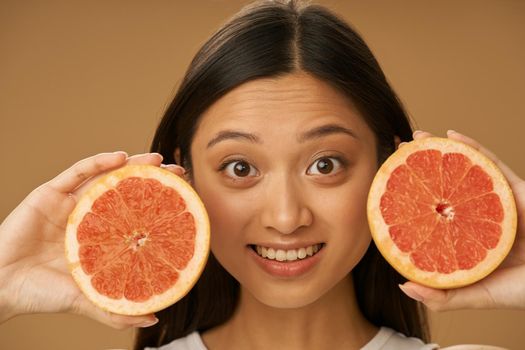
[71,295,159,330]
[398,281,495,311]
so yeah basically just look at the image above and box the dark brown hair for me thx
[135,1,428,348]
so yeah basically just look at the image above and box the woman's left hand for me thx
[399,130,525,311]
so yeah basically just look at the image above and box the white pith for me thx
[435,202,455,221]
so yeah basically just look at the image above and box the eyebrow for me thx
[297,123,357,143]
[206,130,262,149]
[206,123,357,149]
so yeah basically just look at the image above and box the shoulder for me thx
[144,331,207,350]
[362,327,439,350]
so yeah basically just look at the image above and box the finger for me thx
[72,295,159,330]
[161,163,186,177]
[446,130,522,187]
[48,152,128,193]
[126,153,163,166]
[412,130,435,140]
[399,281,495,311]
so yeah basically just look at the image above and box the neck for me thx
[202,275,378,350]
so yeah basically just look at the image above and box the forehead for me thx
[194,72,370,140]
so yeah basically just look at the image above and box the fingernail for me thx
[152,153,164,161]
[413,130,423,136]
[447,129,457,135]
[399,284,425,302]
[165,164,185,173]
[136,317,159,328]
[113,151,128,157]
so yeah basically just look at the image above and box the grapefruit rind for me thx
[367,137,517,289]
[65,165,210,315]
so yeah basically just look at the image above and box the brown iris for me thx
[316,158,334,174]
[233,161,251,177]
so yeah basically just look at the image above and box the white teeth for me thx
[276,250,286,261]
[253,244,323,261]
[286,250,298,261]
[306,246,313,256]
[298,248,306,259]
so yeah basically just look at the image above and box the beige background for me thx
[1,0,524,349]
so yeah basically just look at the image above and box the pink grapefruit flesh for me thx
[367,137,517,288]
[65,165,210,315]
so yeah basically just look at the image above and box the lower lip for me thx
[248,245,325,278]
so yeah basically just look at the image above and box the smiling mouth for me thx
[249,243,325,262]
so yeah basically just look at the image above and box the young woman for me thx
[1,1,524,349]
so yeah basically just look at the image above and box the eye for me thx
[222,160,258,178]
[307,157,343,175]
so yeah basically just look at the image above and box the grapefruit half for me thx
[65,165,210,315]
[367,137,517,289]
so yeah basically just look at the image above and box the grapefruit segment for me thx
[406,149,443,198]
[380,191,434,225]
[76,212,126,245]
[441,152,472,199]
[389,214,439,253]
[368,137,517,288]
[454,193,504,221]
[447,165,494,203]
[386,165,435,204]
[66,165,210,315]
[91,189,135,234]
[78,243,129,275]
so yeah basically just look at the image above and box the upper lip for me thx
[249,242,325,250]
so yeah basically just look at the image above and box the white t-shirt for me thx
[145,327,439,350]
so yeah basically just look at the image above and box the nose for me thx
[260,173,313,235]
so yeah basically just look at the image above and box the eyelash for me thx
[218,155,348,178]
[307,156,347,175]
[218,158,258,178]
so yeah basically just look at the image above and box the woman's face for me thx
[189,72,378,308]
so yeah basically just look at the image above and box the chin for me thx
[242,276,339,309]
[255,291,321,309]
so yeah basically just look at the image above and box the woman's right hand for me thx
[0,152,184,329]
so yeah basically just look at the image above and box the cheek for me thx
[322,167,375,267]
[192,178,253,262]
